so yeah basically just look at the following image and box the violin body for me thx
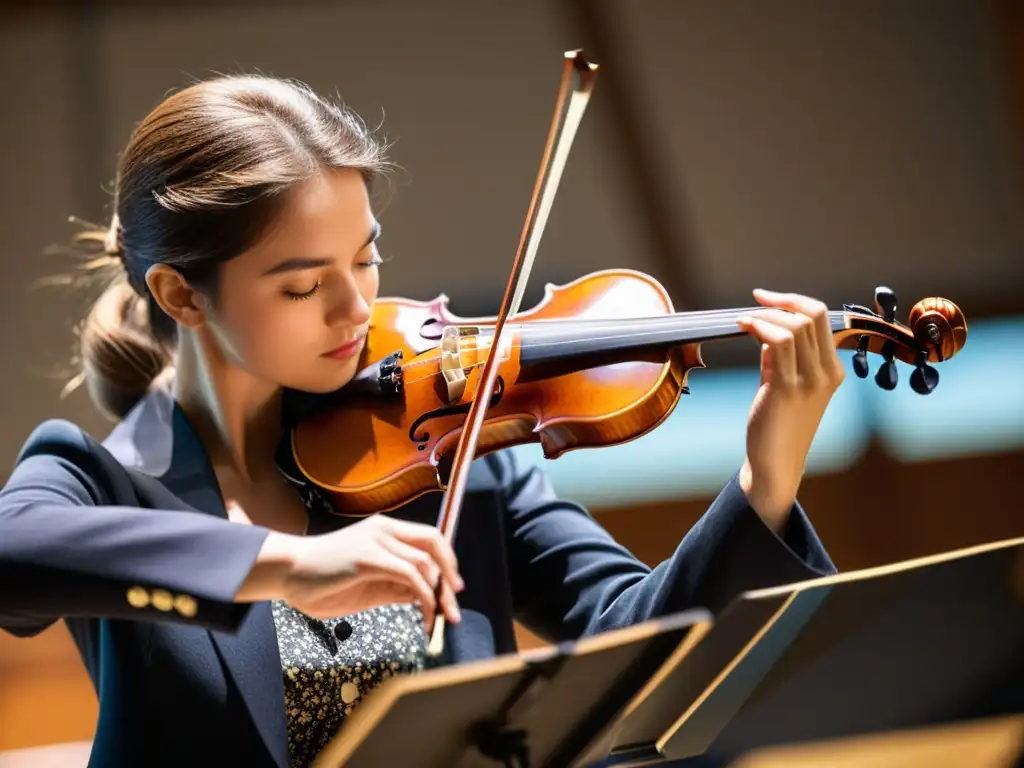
[291,269,703,515]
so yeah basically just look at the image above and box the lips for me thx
[323,334,365,361]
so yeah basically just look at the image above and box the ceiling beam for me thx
[559,0,701,309]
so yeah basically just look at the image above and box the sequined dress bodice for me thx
[271,600,428,766]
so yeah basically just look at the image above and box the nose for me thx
[325,273,371,328]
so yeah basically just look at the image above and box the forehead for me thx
[238,168,374,270]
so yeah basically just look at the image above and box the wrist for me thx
[234,530,300,603]
[739,458,794,534]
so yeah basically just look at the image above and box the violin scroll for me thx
[909,297,968,363]
[843,287,966,396]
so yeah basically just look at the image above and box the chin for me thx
[291,357,362,394]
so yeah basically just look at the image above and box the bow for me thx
[427,50,600,656]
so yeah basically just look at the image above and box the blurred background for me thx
[1,0,1023,758]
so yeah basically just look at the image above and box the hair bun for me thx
[80,278,171,420]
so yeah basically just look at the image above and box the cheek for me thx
[220,296,322,373]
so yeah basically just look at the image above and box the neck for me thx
[173,328,283,485]
[515,308,849,376]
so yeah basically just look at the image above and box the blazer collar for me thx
[104,387,291,768]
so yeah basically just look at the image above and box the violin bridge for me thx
[439,324,512,405]
[440,325,477,404]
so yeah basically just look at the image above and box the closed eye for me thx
[285,280,322,300]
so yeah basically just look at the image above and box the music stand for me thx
[607,536,1024,766]
[314,608,711,767]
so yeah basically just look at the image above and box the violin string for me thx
[469,309,848,340]
[394,310,851,386]
[526,304,841,322]
[398,322,740,386]
[519,312,754,339]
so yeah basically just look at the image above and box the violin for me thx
[291,271,966,517]
[287,50,967,654]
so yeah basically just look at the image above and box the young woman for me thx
[0,75,841,767]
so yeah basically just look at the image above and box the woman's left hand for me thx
[736,289,847,532]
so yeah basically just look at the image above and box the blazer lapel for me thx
[110,390,290,768]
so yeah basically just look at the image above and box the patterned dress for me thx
[271,392,430,766]
[270,600,428,766]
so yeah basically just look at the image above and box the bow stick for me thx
[427,50,599,657]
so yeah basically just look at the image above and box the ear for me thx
[144,264,210,329]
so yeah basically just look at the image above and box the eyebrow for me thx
[261,220,381,276]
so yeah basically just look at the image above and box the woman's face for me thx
[208,168,382,393]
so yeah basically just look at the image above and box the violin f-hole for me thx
[408,376,506,450]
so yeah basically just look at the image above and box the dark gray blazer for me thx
[0,388,835,767]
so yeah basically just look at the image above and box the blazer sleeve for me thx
[0,420,270,637]
[497,450,837,643]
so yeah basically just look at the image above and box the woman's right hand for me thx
[235,514,464,631]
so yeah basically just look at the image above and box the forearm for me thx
[0,498,270,634]
[510,466,835,642]
[625,480,835,623]
[740,456,794,535]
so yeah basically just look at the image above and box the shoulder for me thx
[6,418,120,505]
[15,414,123,471]
[15,417,97,467]
[9,390,170,500]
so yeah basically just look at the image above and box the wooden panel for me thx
[733,715,1024,768]
[596,446,1024,574]
[0,629,96,750]
[0,623,83,672]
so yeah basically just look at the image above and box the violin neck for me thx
[515,309,849,375]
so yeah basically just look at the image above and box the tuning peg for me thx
[874,287,897,323]
[852,335,870,378]
[875,361,898,390]
[910,350,939,395]
[874,340,898,390]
